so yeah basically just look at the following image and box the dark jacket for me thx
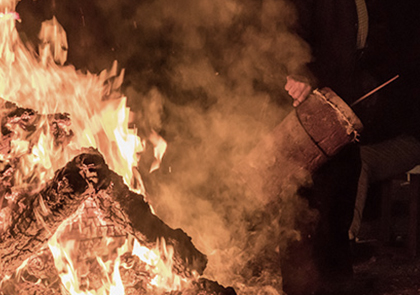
[290,0,420,143]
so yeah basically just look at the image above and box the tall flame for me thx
[0,1,180,294]
[0,3,162,192]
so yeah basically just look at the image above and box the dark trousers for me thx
[282,144,361,294]
[310,144,361,276]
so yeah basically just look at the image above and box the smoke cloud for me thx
[117,1,315,293]
[16,0,317,293]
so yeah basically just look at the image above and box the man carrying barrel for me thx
[281,0,420,294]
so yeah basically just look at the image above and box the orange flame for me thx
[47,201,193,294]
[0,1,179,294]
[0,10,157,192]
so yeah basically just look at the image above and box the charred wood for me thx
[0,100,221,293]
[71,149,208,276]
[0,249,62,295]
[0,150,90,277]
[0,148,207,279]
[2,250,234,295]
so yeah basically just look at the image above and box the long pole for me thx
[351,75,399,107]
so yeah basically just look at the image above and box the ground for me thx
[350,240,420,295]
[327,177,420,295]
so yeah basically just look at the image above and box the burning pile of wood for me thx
[0,2,239,291]
[0,101,236,294]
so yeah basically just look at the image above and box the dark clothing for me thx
[291,0,420,144]
[293,0,363,103]
[282,1,420,294]
[309,146,361,276]
[286,0,364,278]
[282,146,361,295]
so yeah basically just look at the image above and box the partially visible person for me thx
[348,0,420,241]
[280,0,420,294]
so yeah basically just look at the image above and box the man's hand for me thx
[285,76,312,107]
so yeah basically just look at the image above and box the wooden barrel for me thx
[294,87,363,170]
[235,88,363,202]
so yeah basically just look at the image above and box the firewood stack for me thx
[0,100,236,295]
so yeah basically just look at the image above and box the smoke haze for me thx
[16,0,316,293]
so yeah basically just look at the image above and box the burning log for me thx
[0,99,80,277]
[0,149,90,277]
[0,249,62,295]
[0,98,73,150]
[0,148,207,278]
[0,95,235,294]
[75,148,208,276]
[0,103,237,294]
[1,248,235,295]
[0,101,208,290]
[0,6,237,292]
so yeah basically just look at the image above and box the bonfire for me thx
[0,1,235,294]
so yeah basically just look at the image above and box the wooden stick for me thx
[351,74,399,107]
